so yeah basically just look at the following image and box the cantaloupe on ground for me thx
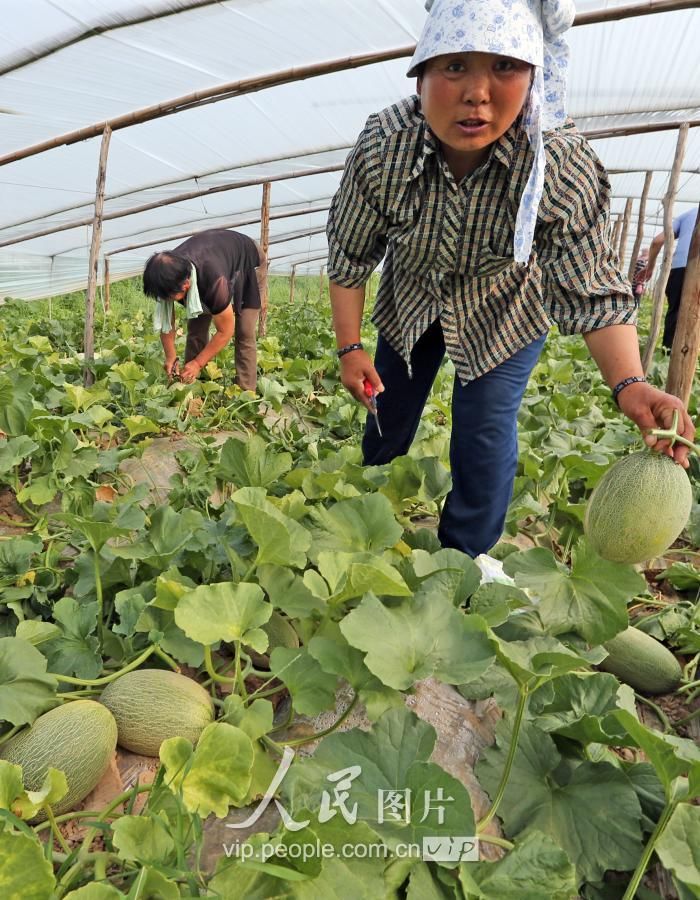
[600,626,683,695]
[0,700,117,816]
[100,669,214,756]
[584,450,692,564]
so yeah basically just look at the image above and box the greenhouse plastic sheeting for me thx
[0,0,699,300]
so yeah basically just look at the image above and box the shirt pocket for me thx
[470,244,516,279]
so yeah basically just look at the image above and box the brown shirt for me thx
[327,96,636,383]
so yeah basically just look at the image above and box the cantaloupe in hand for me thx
[0,700,117,816]
[100,669,214,756]
[584,450,692,564]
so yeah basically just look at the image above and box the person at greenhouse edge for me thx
[642,206,699,350]
[327,0,695,559]
[143,229,264,389]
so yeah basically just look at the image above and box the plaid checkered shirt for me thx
[327,96,636,383]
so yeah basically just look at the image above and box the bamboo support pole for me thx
[0,49,417,168]
[618,197,634,268]
[666,203,700,406]
[0,164,344,251]
[258,182,271,338]
[319,266,325,302]
[289,265,297,303]
[628,171,654,281]
[0,1,695,171]
[2,119,697,254]
[642,123,689,372]
[584,118,700,141]
[575,0,700,25]
[0,143,350,234]
[612,216,623,250]
[103,256,110,313]
[0,0,223,78]
[4,0,691,84]
[83,126,112,386]
[105,201,331,256]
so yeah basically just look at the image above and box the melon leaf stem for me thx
[52,644,157,686]
[621,780,687,900]
[649,409,700,456]
[94,551,105,652]
[476,685,529,834]
[43,803,71,856]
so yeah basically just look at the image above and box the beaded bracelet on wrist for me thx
[612,375,646,407]
[337,342,364,358]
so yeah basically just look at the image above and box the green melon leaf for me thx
[283,706,474,860]
[340,593,494,690]
[13,622,61,648]
[269,648,338,716]
[613,710,700,798]
[174,581,272,649]
[460,830,577,899]
[111,813,176,865]
[127,868,180,900]
[217,434,293,487]
[503,540,644,644]
[318,552,411,603]
[0,436,39,475]
[476,718,643,883]
[0,637,58,726]
[0,374,34,437]
[9,766,69,820]
[257,565,327,618]
[409,548,482,606]
[160,722,254,818]
[56,513,132,554]
[0,829,56,900]
[64,886,124,899]
[15,475,59,507]
[306,493,403,561]
[406,862,449,899]
[656,803,700,894]
[233,487,311,569]
[221,695,274,741]
[530,672,633,744]
[109,505,194,568]
[42,597,102,680]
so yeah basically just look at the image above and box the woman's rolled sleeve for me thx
[536,131,637,336]
[326,126,389,289]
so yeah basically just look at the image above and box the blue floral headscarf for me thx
[407,0,576,264]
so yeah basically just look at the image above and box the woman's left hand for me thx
[180,360,202,384]
[616,382,695,468]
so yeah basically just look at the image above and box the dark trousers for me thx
[663,267,685,350]
[363,320,546,557]
[185,307,259,390]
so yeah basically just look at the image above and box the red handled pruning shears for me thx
[363,378,383,438]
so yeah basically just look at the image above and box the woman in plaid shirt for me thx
[327,0,694,558]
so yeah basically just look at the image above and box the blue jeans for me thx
[362,320,546,557]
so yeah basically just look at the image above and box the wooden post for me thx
[84,125,112,386]
[666,203,700,406]
[612,215,623,251]
[628,170,654,281]
[319,265,325,302]
[257,181,271,337]
[103,256,111,313]
[618,197,634,269]
[642,123,689,372]
[289,264,296,303]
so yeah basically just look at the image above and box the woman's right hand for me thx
[339,349,384,410]
[164,356,179,378]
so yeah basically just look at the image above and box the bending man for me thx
[143,229,264,388]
